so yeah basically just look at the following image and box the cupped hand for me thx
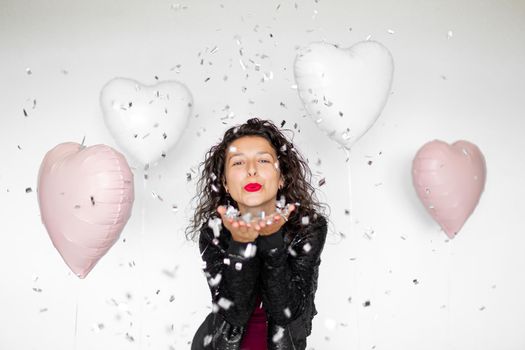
[216,204,295,242]
[217,205,259,243]
[256,204,295,237]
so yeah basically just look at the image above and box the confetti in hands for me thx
[214,202,296,243]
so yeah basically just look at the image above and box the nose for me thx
[247,160,257,176]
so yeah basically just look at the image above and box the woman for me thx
[186,118,330,349]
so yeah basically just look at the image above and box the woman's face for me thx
[223,135,283,216]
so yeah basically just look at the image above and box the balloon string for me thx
[139,173,146,348]
[74,276,79,350]
[447,241,452,347]
[343,146,360,349]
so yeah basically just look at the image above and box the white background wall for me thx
[1,0,524,349]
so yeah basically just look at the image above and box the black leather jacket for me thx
[194,213,328,349]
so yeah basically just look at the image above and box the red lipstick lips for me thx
[244,183,262,192]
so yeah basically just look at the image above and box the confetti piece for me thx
[242,212,253,223]
[243,243,257,258]
[318,178,326,186]
[169,295,175,302]
[212,303,219,313]
[162,266,178,278]
[363,300,371,307]
[26,68,32,75]
[203,335,213,346]
[301,216,310,225]
[32,287,42,293]
[91,323,105,332]
[283,307,291,318]
[25,187,32,193]
[288,246,297,257]
[447,30,453,39]
[217,297,233,310]
[208,273,222,287]
[235,262,243,271]
[303,243,312,253]
[272,326,284,343]
[413,279,419,285]
[387,29,395,34]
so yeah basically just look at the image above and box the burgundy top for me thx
[240,295,267,350]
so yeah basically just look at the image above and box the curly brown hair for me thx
[185,117,330,241]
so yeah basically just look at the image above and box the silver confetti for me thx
[217,297,233,310]
[276,195,286,208]
[208,273,222,287]
[242,212,253,223]
[243,243,257,258]
[272,326,285,343]
[288,246,297,257]
[208,217,222,238]
[225,205,240,220]
[203,335,213,346]
[235,262,243,271]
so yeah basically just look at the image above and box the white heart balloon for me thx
[100,77,193,165]
[294,40,394,148]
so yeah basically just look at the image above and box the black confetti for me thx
[25,187,32,193]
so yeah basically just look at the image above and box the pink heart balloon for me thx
[37,142,134,278]
[412,140,486,239]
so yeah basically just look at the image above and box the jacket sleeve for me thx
[199,224,260,327]
[256,215,327,326]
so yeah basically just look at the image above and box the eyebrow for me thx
[227,151,274,161]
